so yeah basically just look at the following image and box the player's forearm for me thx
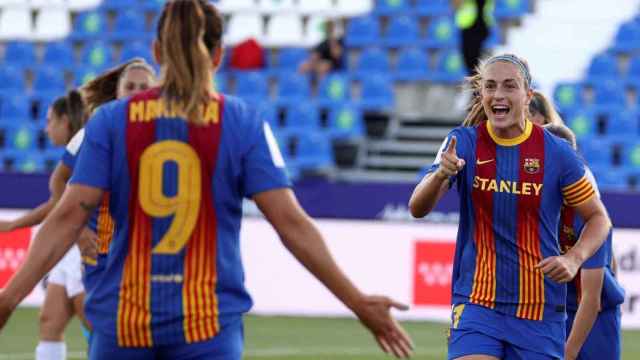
[567,296,600,356]
[3,200,88,304]
[9,200,55,230]
[568,213,610,266]
[279,217,364,311]
[409,173,448,218]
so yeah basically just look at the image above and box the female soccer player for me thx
[0,90,89,360]
[529,90,564,126]
[0,59,155,360]
[409,54,611,360]
[0,1,413,359]
[545,123,624,360]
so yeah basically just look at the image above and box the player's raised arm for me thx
[409,135,465,218]
[254,188,414,359]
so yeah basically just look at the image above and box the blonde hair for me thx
[530,90,564,125]
[461,53,532,127]
[156,0,223,123]
[81,58,156,114]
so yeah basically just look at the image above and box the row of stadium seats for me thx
[565,108,640,140]
[553,80,640,113]
[0,0,100,10]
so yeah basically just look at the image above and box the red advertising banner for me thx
[413,241,455,306]
[0,228,31,288]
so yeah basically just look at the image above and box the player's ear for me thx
[152,40,162,65]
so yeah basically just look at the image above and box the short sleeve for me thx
[242,121,291,198]
[582,230,610,269]
[425,129,465,186]
[61,128,85,170]
[559,142,595,207]
[69,107,111,190]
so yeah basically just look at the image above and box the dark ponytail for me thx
[51,89,87,142]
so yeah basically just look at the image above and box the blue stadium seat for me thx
[578,137,613,167]
[283,130,333,170]
[605,111,638,137]
[425,17,458,49]
[626,55,640,86]
[553,82,583,113]
[586,53,620,84]
[360,74,394,111]
[234,71,269,104]
[354,47,389,78]
[327,104,364,139]
[565,109,595,140]
[33,67,66,94]
[0,67,25,94]
[81,42,114,71]
[141,0,166,12]
[590,165,628,190]
[71,10,107,40]
[74,68,100,87]
[43,42,75,69]
[29,93,54,123]
[3,42,37,69]
[383,16,419,47]
[621,140,640,169]
[120,42,154,65]
[592,81,627,107]
[110,10,149,41]
[345,15,379,47]
[0,96,30,123]
[256,101,280,129]
[612,22,640,53]
[274,48,309,75]
[317,73,350,106]
[285,101,320,129]
[431,49,465,83]
[276,74,310,106]
[6,124,38,151]
[100,0,135,11]
[394,48,430,81]
[494,0,530,20]
[13,151,46,173]
[415,0,451,16]
[374,0,410,15]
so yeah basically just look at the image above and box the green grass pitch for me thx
[2,308,640,359]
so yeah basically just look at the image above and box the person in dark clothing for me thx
[299,20,344,79]
[454,0,494,75]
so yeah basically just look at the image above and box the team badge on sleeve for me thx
[523,158,540,174]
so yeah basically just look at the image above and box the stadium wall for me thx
[3,212,640,329]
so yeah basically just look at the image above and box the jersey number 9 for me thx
[138,140,202,255]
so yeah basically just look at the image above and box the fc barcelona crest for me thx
[523,158,540,174]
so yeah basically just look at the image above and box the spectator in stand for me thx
[299,20,345,80]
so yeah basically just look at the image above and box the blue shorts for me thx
[566,307,621,360]
[448,303,564,360]
[88,318,243,360]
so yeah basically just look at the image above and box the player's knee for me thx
[39,310,65,339]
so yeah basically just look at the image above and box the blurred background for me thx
[1,0,640,359]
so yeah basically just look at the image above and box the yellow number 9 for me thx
[139,140,201,255]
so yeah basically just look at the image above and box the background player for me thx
[0,1,414,359]
[0,90,89,360]
[409,53,611,359]
[545,123,625,360]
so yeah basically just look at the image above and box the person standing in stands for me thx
[453,0,494,76]
[0,1,413,359]
[299,20,345,80]
[409,53,611,360]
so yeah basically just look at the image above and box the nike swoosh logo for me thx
[477,159,494,165]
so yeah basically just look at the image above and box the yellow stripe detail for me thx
[562,175,589,193]
[486,119,533,146]
[568,190,596,207]
[563,180,590,197]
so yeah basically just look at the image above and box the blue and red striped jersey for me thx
[69,88,291,346]
[429,120,595,321]
[559,170,625,311]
